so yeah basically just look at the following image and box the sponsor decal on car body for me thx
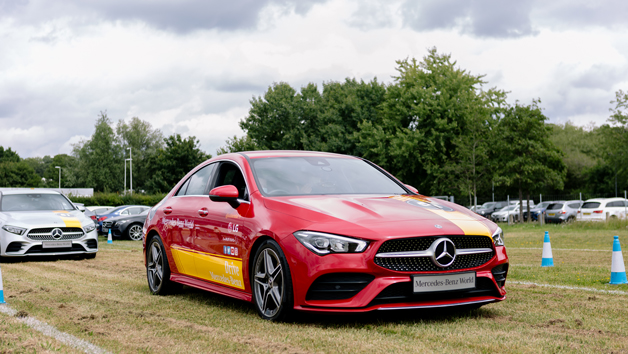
[170,246,244,290]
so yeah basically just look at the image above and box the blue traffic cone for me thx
[0,263,6,304]
[610,236,627,285]
[107,228,113,244]
[541,231,554,267]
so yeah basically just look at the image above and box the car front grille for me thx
[102,221,114,228]
[25,244,87,254]
[374,236,495,272]
[27,227,85,241]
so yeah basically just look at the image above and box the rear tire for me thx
[251,239,293,321]
[127,224,144,241]
[147,235,181,295]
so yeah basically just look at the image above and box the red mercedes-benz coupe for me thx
[143,151,508,321]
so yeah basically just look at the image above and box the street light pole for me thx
[127,147,132,194]
[124,158,127,194]
[55,166,61,191]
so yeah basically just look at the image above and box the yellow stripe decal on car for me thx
[390,196,492,237]
[170,246,245,290]
[53,211,82,228]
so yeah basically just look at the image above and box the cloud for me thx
[0,0,327,33]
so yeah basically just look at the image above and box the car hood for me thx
[0,210,90,229]
[263,194,496,240]
[107,214,146,223]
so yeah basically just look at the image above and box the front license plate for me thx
[413,272,476,293]
[548,213,555,216]
[584,212,591,216]
[42,241,72,249]
[102,227,108,233]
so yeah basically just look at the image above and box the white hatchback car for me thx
[0,190,99,258]
[578,198,628,221]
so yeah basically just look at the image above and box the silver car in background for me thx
[544,200,582,223]
[0,190,98,258]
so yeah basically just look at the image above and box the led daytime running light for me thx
[2,225,26,235]
[294,231,368,256]
[492,227,504,246]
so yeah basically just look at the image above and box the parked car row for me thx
[578,197,628,221]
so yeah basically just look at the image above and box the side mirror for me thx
[209,185,240,209]
[404,184,419,194]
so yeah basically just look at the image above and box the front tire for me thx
[127,224,143,241]
[251,239,293,321]
[147,235,181,295]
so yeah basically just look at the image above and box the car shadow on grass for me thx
[0,254,94,263]
[175,285,500,326]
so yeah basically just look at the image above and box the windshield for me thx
[536,202,551,209]
[501,206,516,212]
[251,157,407,196]
[481,202,495,209]
[1,194,76,211]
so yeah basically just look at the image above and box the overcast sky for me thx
[1,0,628,158]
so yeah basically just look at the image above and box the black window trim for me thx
[172,162,217,198]
[208,160,251,203]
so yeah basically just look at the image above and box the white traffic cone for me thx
[0,263,6,304]
[610,236,627,284]
[107,228,113,244]
[541,231,554,267]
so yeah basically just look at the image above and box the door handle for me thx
[198,208,208,217]
[164,207,172,215]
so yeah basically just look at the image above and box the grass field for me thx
[1,223,628,353]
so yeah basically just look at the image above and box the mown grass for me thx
[0,225,627,353]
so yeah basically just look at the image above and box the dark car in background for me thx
[97,205,150,233]
[102,209,148,241]
[523,201,554,221]
[545,200,582,223]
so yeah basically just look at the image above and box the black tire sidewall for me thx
[147,235,172,295]
[251,239,294,321]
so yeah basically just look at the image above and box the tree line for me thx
[2,48,627,217]
[0,113,208,194]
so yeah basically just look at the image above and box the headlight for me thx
[2,225,27,235]
[293,231,369,255]
[83,224,96,233]
[492,227,504,246]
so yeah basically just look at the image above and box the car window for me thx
[1,194,75,211]
[176,178,191,196]
[186,164,216,196]
[120,209,129,215]
[547,203,563,210]
[251,157,407,196]
[568,203,580,209]
[582,202,601,209]
[213,163,248,200]
[128,207,143,214]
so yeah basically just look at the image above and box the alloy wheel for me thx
[253,248,284,318]
[147,242,164,292]
[128,224,143,241]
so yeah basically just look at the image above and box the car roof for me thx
[239,150,360,159]
[583,198,610,202]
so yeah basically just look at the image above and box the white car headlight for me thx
[2,225,26,235]
[294,231,369,255]
[83,224,96,233]
[492,226,504,246]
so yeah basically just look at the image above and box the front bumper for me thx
[282,236,508,312]
[1,228,99,257]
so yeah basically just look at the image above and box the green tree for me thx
[494,100,566,221]
[356,48,505,195]
[72,112,123,192]
[0,146,42,187]
[116,117,164,192]
[217,135,259,155]
[0,146,20,163]
[145,134,210,193]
